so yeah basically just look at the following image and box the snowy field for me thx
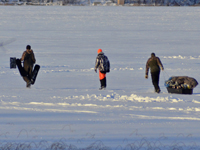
[1,6,200,149]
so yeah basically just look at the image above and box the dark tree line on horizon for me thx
[0,0,199,6]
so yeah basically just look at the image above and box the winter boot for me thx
[156,89,161,93]
[99,86,106,90]
[26,81,31,88]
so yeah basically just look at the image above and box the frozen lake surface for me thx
[0,6,200,149]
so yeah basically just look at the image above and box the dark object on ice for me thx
[16,58,40,85]
[145,53,164,93]
[167,87,193,94]
[10,57,16,69]
[95,49,110,89]
[20,45,37,88]
[31,64,40,85]
[165,76,198,94]
[16,58,27,76]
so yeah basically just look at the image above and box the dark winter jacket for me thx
[95,52,110,73]
[146,55,163,75]
[20,49,36,72]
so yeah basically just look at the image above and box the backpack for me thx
[99,55,110,73]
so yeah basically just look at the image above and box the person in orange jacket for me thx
[95,49,110,90]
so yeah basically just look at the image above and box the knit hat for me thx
[26,45,31,50]
[151,53,155,57]
[97,49,102,53]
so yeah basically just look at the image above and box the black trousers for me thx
[151,71,160,91]
[100,77,106,88]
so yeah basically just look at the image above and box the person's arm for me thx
[145,58,150,78]
[32,52,36,64]
[157,57,164,70]
[94,57,99,72]
[20,51,26,61]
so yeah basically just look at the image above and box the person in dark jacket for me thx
[145,53,164,93]
[95,49,110,90]
[20,45,36,88]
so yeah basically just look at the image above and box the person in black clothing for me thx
[20,45,36,88]
[145,53,164,93]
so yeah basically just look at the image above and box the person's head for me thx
[97,49,102,54]
[151,53,155,57]
[26,45,31,50]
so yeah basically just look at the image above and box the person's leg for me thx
[23,65,32,88]
[27,66,33,81]
[99,71,106,89]
[155,71,160,93]
[22,76,30,83]
[151,71,160,93]
[22,76,31,88]
[104,77,106,88]
[100,77,106,88]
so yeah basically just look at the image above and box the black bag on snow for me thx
[99,55,110,73]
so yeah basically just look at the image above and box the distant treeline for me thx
[0,0,199,6]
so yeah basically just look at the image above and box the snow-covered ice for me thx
[0,6,200,149]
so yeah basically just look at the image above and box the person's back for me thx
[147,55,161,73]
[145,53,164,93]
[95,52,110,73]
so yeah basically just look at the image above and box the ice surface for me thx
[0,6,200,149]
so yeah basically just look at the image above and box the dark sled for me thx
[167,87,193,95]
[31,64,40,85]
[16,59,27,76]
[10,57,16,69]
